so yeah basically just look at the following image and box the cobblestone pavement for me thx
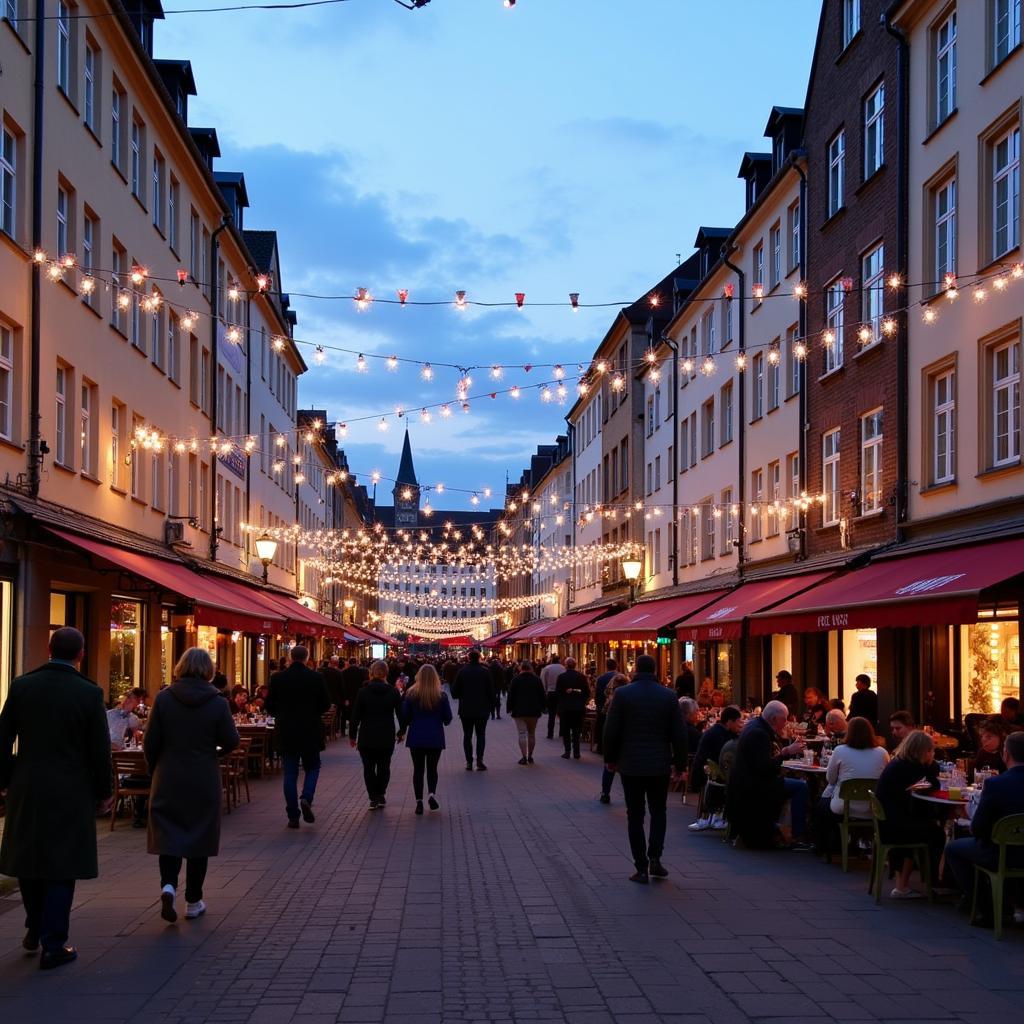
[1,718,1023,1023]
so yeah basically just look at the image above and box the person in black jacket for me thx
[506,662,547,764]
[674,662,696,699]
[349,660,403,810]
[265,646,330,828]
[848,674,879,729]
[452,649,494,770]
[688,705,743,816]
[339,658,367,718]
[555,657,590,760]
[773,670,799,717]
[488,658,506,720]
[322,656,347,729]
[602,655,687,883]
[594,659,618,756]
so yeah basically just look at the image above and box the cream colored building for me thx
[566,379,604,610]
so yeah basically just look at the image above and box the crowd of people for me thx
[2,634,1023,970]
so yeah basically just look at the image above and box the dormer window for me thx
[746,176,757,208]
[773,132,786,173]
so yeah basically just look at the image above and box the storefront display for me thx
[110,597,143,703]
[841,628,877,700]
[960,618,1020,715]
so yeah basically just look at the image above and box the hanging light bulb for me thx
[386,354,399,371]
[272,336,286,352]
[793,282,808,299]
[421,363,434,381]
[79,276,96,295]
[887,272,902,290]
[881,317,897,336]
[47,263,63,281]
[553,364,565,379]
[130,265,147,286]
[767,347,781,366]
[681,357,694,375]
[490,365,503,380]
[180,311,197,331]
[610,374,624,391]
[540,387,553,403]
[397,288,409,305]
[700,357,716,376]
[510,385,521,399]
[440,404,452,418]
[515,292,525,308]
[355,287,371,311]
[735,353,747,371]
[420,408,432,423]
[338,423,348,437]
[356,353,368,372]
[454,290,467,309]
[226,326,242,344]
[377,417,389,431]
[857,326,873,345]
[569,292,580,311]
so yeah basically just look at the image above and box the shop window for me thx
[0,580,12,707]
[842,628,877,700]
[109,597,142,703]
[961,619,1019,714]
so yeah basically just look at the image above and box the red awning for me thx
[749,537,1024,635]
[481,626,520,649]
[503,620,554,643]
[50,530,285,634]
[527,608,613,641]
[341,624,377,643]
[676,573,835,641]
[439,636,474,647]
[570,590,730,642]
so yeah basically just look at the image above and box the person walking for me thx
[322,656,347,729]
[0,628,111,970]
[451,649,494,771]
[144,647,240,924]
[602,654,687,884]
[594,659,618,756]
[265,645,330,828]
[488,657,505,720]
[349,660,403,810]
[506,662,547,764]
[539,655,566,739]
[597,672,630,804]
[848,673,879,729]
[400,664,453,815]
[555,657,590,760]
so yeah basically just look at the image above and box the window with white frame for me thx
[151,291,164,370]
[787,323,801,397]
[822,428,841,526]
[111,401,123,489]
[787,452,800,530]
[931,366,956,484]
[131,277,142,350]
[724,292,733,343]
[130,117,141,198]
[5,0,18,30]
[768,460,781,536]
[0,325,13,441]
[646,396,654,437]
[934,176,957,285]
[992,126,1020,259]
[860,408,883,513]
[111,84,122,170]
[935,12,956,125]
[825,279,845,373]
[753,242,764,303]
[1,125,16,238]
[168,310,179,383]
[993,0,1021,66]
[55,365,67,467]
[843,0,860,47]
[991,338,1020,467]
[655,455,661,491]
[720,380,733,444]
[82,210,95,305]
[80,381,93,476]
[56,184,68,259]
[57,2,71,94]
[862,244,884,345]
[722,488,735,551]
[169,176,179,252]
[768,345,781,410]
[701,398,714,457]
[84,41,97,132]
[701,309,715,355]
[752,353,764,419]
[702,500,715,561]
[152,152,164,230]
[168,452,178,516]
[770,223,782,288]
[750,468,764,542]
[864,82,885,179]
[828,131,845,216]
[789,199,801,271]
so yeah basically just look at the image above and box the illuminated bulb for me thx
[79,276,95,295]
[767,348,780,366]
[440,404,452,418]
[610,374,624,391]
[735,354,747,371]
[180,312,196,331]
[700,357,715,376]
[556,383,567,401]
[521,489,529,501]
[1012,263,1024,279]
[421,363,434,381]
[454,290,467,309]
[377,417,389,432]
[489,365,503,380]
[174,441,187,454]
[973,287,987,303]
[648,293,660,307]
[794,342,807,359]
[130,266,147,286]
[33,249,47,263]
[228,285,240,302]
[857,326,873,344]
[577,381,589,396]
[887,273,902,290]
[255,274,270,292]
[61,253,76,269]
[553,364,565,379]
[226,326,242,344]
[397,288,409,305]
[793,282,808,299]
[419,408,432,423]
[402,488,413,500]
[356,353,368,373]
[922,307,938,324]
[244,437,257,453]
[371,470,381,484]
[292,454,302,465]
[387,355,398,371]
[510,386,521,399]
[275,435,286,448]
[881,317,897,336]
[681,357,694,374]
[946,286,959,301]
[645,349,657,364]
[117,290,132,310]
[355,287,371,311]
[483,487,492,498]
[540,387,552,402]
[752,283,765,300]
[470,494,480,505]
[313,346,326,365]
[823,329,835,347]
[47,264,63,281]
[272,336,286,352]
[338,423,348,437]
[596,360,608,374]
[436,483,444,493]
[994,276,1008,291]
[274,460,284,473]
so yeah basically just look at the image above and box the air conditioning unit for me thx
[164,519,190,547]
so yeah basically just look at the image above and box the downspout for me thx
[27,1,46,496]
[721,244,746,576]
[885,11,910,542]
[208,215,231,560]
[665,336,679,587]
[792,152,809,559]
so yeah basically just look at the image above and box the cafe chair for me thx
[836,779,877,873]
[110,753,151,832]
[238,727,268,778]
[970,812,1024,940]
[867,792,932,903]
[694,760,728,820]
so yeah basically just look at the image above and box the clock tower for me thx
[393,429,420,528]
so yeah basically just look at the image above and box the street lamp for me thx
[621,554,643,606]
[343,597,355,623]
[255,533,278,585]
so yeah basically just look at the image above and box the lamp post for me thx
[621,554,643,607]
[343,597,355,624]
[255,533,278,585]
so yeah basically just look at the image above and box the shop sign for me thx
[656,636,672,645]
[893,574,966,596]
[219,447,246,479]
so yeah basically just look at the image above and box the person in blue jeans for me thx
[265,646,330,828]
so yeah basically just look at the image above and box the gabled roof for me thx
[737,152,772,178]
[153,58,197,97]
[188,127,221,160]
[764,106,804,137]
[242,229,277,274]
[214,170,249,209]
[693,226,731,249]
[396,429,418,486]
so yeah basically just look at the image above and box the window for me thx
[701,501,715,561]
[723,292,733,344]
[131,274,142,351]
[0,324,13,441]
[931,366,956,485]
[935,12,956,125]
[702,309,716,356]
[151,449,164,510]
[168,176,179,252]
[55,365,67,467]
[83,39,97,133]
[722,488,735,552]
[767,345,780,410]
[825,279,845,373]
[862,244,884,345]
[720,381,733,444]
[679,418,689,473]
[110,243,124,331]
[655,455,661,491]
[787,452,800,530]
[168,311,179,383]
[934,176,957,285]
[168,452,179,516]
[701,399,714,457]
[861,408,883,513]
[753,242,764,304]
[130,116,142,199]
[770,223,782,289]
[992,127,1020,259]
[767,461,781,536]
[864,83,885,179]
[621,438,628,492]
[57,2,71,94]
[752,353,764,419]
[56,184,68,258]
[151,290,164,371]
[189,210,200,278]
[994,0,1021,65]
[828,131,845,217]
[82,209,96,307]
[786,323,801,398]
[80,381,94,476]
[2,125,16,238]
[688,412,696,468]
[646,396,654,437]
[822,428,841,526]
[990,338,1020,467]
[5,0,18,29]
[111,82,124,171]
[843,0,860,46]
[152,152,165,230]
[111,401,123,489]
[130,417,141,498]
[750,468,764,542]
[788,199,801,271]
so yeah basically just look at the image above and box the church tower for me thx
[393,429,420,528]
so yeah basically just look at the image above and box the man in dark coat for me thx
[322,656,347,728]
[555,657,590,760]
[488,658,505,720]
[594,659,618,756]
[0,628,111,969]
[848,673,879,729]
[349,671,403,809]
[602,654,687,884]
[452,649,494,771]
[265,646,330,828]
[340,657,367,716]
[773,670,799,717]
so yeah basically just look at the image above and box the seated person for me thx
[677,697,704,756]
[801,687,829,727]
[718,737,738,777]
[828,698,846,712]
[107,688,147,750]
[813,717,889,857]
[725,700,810,850]
[888,710,916,751]
[709,689,726,709]
[824,709,848,744]
[874,730,944,899]
[999,697,1023,729]
[230,688,251,715]
[974,717,1010,775]
[689,706,743,831]
[945,730,1024,924]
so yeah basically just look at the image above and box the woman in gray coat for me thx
[144,647,239,923]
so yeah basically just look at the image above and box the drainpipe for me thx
[885,11,910,542]
[665,336,680,587]
[27,2,46,497]
[792,152,809,560]
[721,244,746,576]
[208,215,231,560]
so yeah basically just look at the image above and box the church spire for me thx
[396,428,418,486]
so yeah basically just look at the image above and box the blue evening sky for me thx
[157,0,821,507]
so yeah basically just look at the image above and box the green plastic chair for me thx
[837,778,877,873]
[970,812,1024,940]
[867,792,932,903]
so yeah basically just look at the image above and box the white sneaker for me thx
[160,884,177,922]
[709,813,727,830]
[890,887,924,900]
[688,817,712,832]
[185,900,206,919]
[1013,909,1024,925]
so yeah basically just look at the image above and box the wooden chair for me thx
[110,752,150,831]
[970,812,1024,940]
[238,727,269,778]
[867,791,932,902]
[321,709,337,743]
[228,737,252,807]
[835,778,878,872]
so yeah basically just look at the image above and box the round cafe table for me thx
[782,760,828,775]
[911,789,968,807]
